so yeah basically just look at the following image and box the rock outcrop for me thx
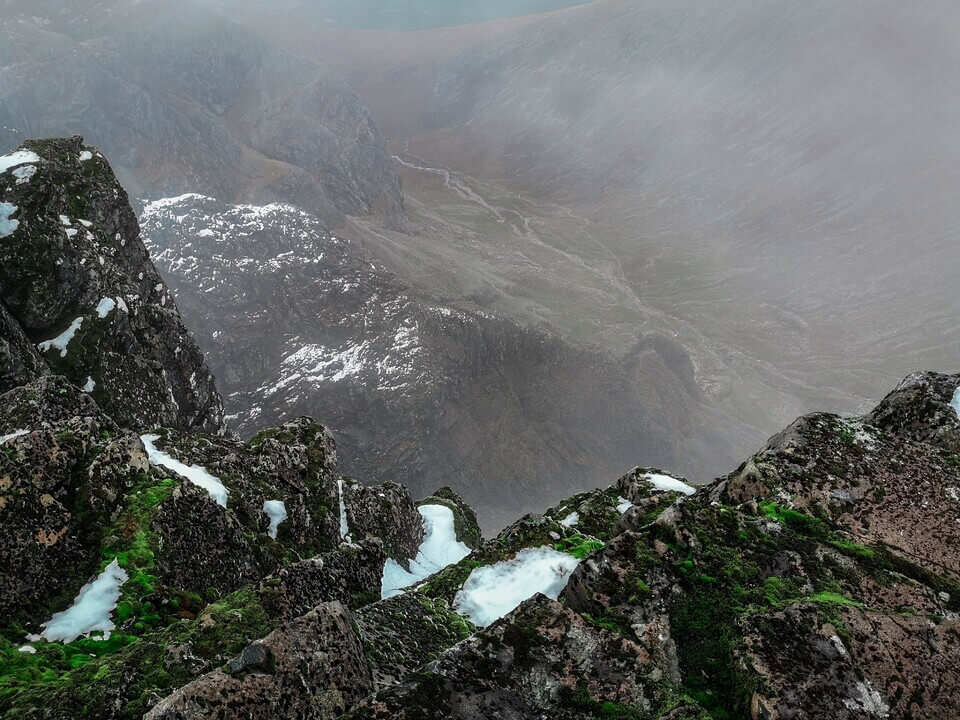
[0,137,223,433]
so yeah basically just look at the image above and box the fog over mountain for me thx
[4,3,960,718]
[4,0,959,527]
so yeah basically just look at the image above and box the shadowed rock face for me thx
[0,1,403,229]
[0,136,224,433]
[143,601,373,720]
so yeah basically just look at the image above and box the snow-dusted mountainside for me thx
[140,194,707,526]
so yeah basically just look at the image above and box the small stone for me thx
[227,642,272,676]
[938,591,951,603]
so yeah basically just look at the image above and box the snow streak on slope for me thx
[453,547,580,627]
[381,504,471,598]
[141,434,229,507]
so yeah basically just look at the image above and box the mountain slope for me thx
[0,0,403,228]
[139,193,712,528]
[1,142,958,718]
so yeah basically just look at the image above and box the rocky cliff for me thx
[1,140,959,719]
[0,137,223,433]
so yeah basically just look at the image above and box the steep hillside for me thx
[0,137,222,432]
[252,0,960,481]
[138,193,712,528]
[0,0,403,228]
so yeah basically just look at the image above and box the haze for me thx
[3,0,958,527]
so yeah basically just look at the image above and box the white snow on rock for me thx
[79,151,93,162]
[0,150,40,174]
[37,317,84,357]
[140,434,229,507]
[12,165,36,184]
[643,472,696,495]
[96,297,117,318]
[951,386,960,419]
[381,504,471,599]
[39,559,128,643]
[560,511,580,527]
[616,496,633,513]
[262,500,287,539]
[0,202,19,238]
[82,377,96,393]
[453,547,580,627]
[59,215,71,226]
[0,429,29,444]
[338,478,351,540]
[17,645,36,654]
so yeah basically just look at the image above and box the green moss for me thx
[807,591,864,608]
[1,586,275,719]
[583,613,623,632]
[557,680,644,719]
[555,534,605,560]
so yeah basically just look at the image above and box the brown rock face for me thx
[744,604,960,720]
[144,601,373,720]
[0,377,133,623]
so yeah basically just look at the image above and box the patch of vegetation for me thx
[1,587,274,719]
[557,680,645,719]
[555,534,605,560]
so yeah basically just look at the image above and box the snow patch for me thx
[453,547,580,627]
[17,645,36,654]
[140,434,229,507]
[39,559,128,643]
[95,297,117,318]
[951,386,960,419]
[0,429,29,444]
[616,496,633,513]
[37,317,84,357]
[842,679,890,716]
[0,150,40,174]
[338,478,351,541]
[381,504,471,599]
[644,473,696,495]
[59,215,71,226]
[79,151,93,162]
[262,500,287,539]
[560,511,580,527]
[82,377,96,393]
[12,165,36,184]
[0,202,19,238]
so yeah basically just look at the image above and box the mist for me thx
[2,0,958,526]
